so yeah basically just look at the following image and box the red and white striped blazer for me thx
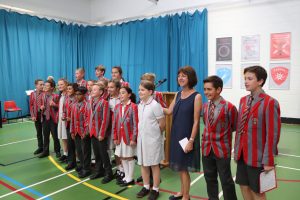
[70,100,88,137]
[202,98,238,158]
[85,97,110,138]
[29,91,43,119]
[77,79,87,88]
[112,101,138,145]
[234,92,281,167]
[41,93,59,123]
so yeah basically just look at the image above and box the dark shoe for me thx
[101,175,113,184]
[75,166,82,173]
[65,164,76,171]
[38,152,49,158]
[117,172,125,182]
[56,152,61,158]
[120,179,135,187]
[59,155,67,162]
[148,190,159,200]
[90,173,104,180]
[78,171,91,178]
[34,148,43,155]
[136,176,143,182]
[113,169,120,179]
[136,187,150,198]
[169,194,183,200]
[116,179,125,185]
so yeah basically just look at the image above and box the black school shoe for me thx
[38,152,49,158]
[56,152,61,158]
[148,190,159,200]
[59,155,67,162]
[90,172,105,180]
[169,194,183,200]
[78,170,91,178]
[34,148,43,155]
[136,187,150,198]
[119,179,135,187]
[101,175,113,184]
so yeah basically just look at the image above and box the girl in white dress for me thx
[57,78,69,162]
[113,86,138,187]
[136,80,166,200]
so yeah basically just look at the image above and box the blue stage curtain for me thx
[0,9,207,117]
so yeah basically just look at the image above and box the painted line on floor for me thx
[0,180,35,200]
[277,165,300,171]
[0,170,75,198]
[1,156,37,166]
[277,178,300,183]
[0,173,49,199]
[36,178,89,200]
[278,153,300,158]
[0,138,36,147]
[48,156,128,200]
[190,173,204,186]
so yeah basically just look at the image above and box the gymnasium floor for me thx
[0,120,299,200]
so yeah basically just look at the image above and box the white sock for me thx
[144,184,150,190]
[127,159,135,182]
[152,186,159,192]
[63,152,68,156]
[122,160,129,182]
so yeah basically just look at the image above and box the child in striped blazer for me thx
[202,75,237,200]
[112,86,138,187]
[234,66,281,199]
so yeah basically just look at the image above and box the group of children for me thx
[29,65,281,200]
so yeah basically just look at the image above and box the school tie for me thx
[37,92,42,110]
[209,102,215,126]
[238,95,254,135]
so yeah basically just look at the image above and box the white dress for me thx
[57,94,67,139]
[137,96,164,166]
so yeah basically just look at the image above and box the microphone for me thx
[155,78,167,88]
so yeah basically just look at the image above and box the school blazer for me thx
[112,102,138,145]
[85,98,110,138]
[29,91,43,119]
[41,93,59,123]
[70,101,88,137]
[234,93,281,167]
[202,98,238,158]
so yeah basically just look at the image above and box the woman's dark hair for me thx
[178,66,198,88]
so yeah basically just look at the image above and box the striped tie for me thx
[37,92,42,110]
[238,95,253,135]
[209,102,215,126]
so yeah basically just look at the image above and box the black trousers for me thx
[34,112,43,149]
[91,136,112,177]
[202,151,237,200]
[42,118,61,154]
[67,128,76,165]
[75,134,91,172]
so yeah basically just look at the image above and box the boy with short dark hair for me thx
[234,65,281,200]
[202,75,237,200]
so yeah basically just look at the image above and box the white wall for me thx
[0,0,91,24]
[208,0,300,118]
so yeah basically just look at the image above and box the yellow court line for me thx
[48,156,128,200]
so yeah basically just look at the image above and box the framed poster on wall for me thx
[216,37,232,61]
[216,64,232,88]
[241,35,260,61]
[270,32,291,60]
[269,63,290,90]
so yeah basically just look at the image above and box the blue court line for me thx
[0,173,51,200]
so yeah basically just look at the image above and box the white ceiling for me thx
[0,0,287,25]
